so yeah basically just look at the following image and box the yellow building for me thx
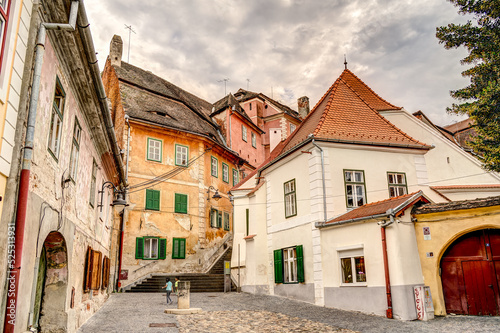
[413,196,500,316]
[102,35,245,288]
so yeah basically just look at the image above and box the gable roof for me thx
[113,62,224,144]
[318,191,430,228]
[212,93,264,134]
[281,69,431,153]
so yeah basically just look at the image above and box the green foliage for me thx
[437,0,500,171]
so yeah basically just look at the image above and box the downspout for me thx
[4,2,80,332]
[311,139,327,222]
[379,212,395,319]
[229,106,234,149]
[116,115,131,290]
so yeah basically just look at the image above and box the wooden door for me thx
[441,229,500,315]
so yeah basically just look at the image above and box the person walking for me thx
[173,277,180,304]
[162,278,173,304]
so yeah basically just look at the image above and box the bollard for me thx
[177,281,190,309]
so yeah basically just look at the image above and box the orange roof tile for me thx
[281,70,431,153]
[324,191,429,225]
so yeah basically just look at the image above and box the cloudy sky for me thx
[85,0,471,126]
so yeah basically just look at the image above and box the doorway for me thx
[441,229,500,315]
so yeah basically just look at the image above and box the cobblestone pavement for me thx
[77,292,500,333]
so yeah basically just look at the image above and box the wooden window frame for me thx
[89,160,97,208]
[222,163,229,183]
[223,212,230,231]
[338,248,367,285]
[47,77,65,160]
[174,193,188,214]
[344,169,366,208]
[135,237,167,260]
[145,189,160,211]
[175,144,189,166]
[211,156,218,178]
[387,172,408,198]
[147,138,162,162]
[69,117,81,182]
[284,179,297,218]
[242,125,247,142]
[232,168,239,186]
[274,245,304,284]
[172,238,186,259]
[251,132,256,148]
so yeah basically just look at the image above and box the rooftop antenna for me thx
[344,54,348,70]
[124,24,136,63]
[218,78,229,95]
[246,79,250,90]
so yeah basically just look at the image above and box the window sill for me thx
[340,282,367,287]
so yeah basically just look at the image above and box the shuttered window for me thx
[172,238,186,259]
[224,212,230,231]
[174,193,188,214]
[274,245,304,284]
[210,208,219,228]
[145,189,160,211]
[135,237,167,260]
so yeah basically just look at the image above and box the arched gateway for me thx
[441,229,500,315]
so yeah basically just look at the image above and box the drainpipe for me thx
[229,105,235,149]
[379,212,395,319]
[3,2,80,332]
[311,139,327,222]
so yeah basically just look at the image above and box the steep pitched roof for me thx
[322,191,429,226]
[281,69,431,152]
[212,93,264,134]
[233,88,301,120]
[113,62,223,143]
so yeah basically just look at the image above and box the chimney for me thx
[110,35,123,67]
[298,96,310,119]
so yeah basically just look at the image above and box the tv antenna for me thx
[218,78,230,95]
[124,24,136,63]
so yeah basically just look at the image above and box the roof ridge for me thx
[314,78,341,136]
[342,69,400,110]
[339,77,430,148]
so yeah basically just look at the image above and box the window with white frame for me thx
[251,132,256,148]
[147,138,162,162]
[144,237,158,259]
[211,156,218,177]
[387,172,407,198]
[48,78,65,160]
[242,125,247,142]
[284,179,297,218]
[222,163,229,183]
[135,237,167,260]
[339,248,366,284]
[69,118,81,181]
[175,144,188,166]
[344,170,366,208]
[273,245,304,284]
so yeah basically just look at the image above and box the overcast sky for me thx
[85,0,471,126]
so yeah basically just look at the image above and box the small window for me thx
[242,125,247,142]
[224,212,230,231]
[387,172,407,198]
[222,163,229,183]
[211,156,218,177]
[344,170,366,208]
[47,78,65,160]
[210,208,222,228]
[232,169,239,186]
[290,123,296,133]
[174,193,188,214]
[145,189,160,211]
[251,132,256,148]
[135,237,167,260]
[172,238,186,259]
[245,208,249,236]
[249,103,252,111]
[69,118,81,181]
[147,138,162,162]
[339,248,366,284]
[175,144,189,166]
[89,160,97,207]
[284,179,297,218]
[273,245,304,284]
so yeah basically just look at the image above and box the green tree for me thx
[436,0,500,171]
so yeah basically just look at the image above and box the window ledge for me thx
[244,234,256,241]
[340,283,367,287]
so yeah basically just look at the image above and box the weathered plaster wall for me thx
[413,205,500,316]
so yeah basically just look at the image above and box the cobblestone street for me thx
[77,292,500,333]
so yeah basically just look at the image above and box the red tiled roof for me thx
[443,118,474,133]
[431,184,500,190]
[281,70,431,153]
[414,195,500,215]
[325,191,429,225]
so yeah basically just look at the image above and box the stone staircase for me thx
[126,247,234,293]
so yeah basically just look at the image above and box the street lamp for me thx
[207,186,221,202]
[98,181,128,212]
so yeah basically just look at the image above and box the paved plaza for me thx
[78,292,500,333]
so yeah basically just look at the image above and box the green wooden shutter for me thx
[145,189,160,210]
[274,249,283,283]
[159,238,167,259]
[246,209,249,236]
[179,239,186,259]
[224,212,230,231]
[217,211,222,228]
[175,193,187,213]
[135,237,144,259]
[210,208,217,227]
[172,238,179,259]
[296,245,304,283]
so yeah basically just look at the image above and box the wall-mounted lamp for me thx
[207,186,221,202]
[98,181,128,212]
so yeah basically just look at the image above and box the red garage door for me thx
[441,229,500,315]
